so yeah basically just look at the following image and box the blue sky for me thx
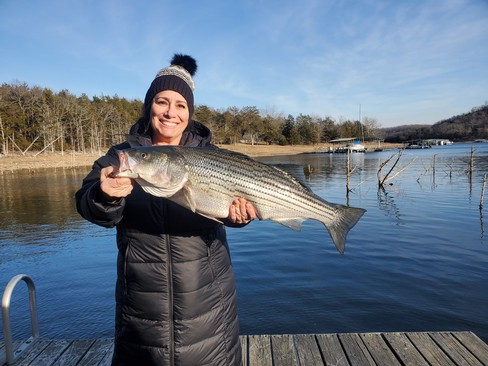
[1,0,487,127]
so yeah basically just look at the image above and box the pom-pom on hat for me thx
[144,54,197,119]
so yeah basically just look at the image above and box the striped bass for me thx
[115,146,366,253]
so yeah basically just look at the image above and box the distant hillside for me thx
[381,104,488,142]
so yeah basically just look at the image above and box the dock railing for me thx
[1,274,40,365]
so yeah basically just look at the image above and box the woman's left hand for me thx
[228,197,257,224]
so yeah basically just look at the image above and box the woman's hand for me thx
[99,166,134,202]
[228,197,257,224]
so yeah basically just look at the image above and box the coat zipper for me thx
[160,196,175,366]
[166,233,174,366]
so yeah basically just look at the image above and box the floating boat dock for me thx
[2,331,488,365]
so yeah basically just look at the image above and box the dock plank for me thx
[383,332,429,366]
[95,341,114,366]
[0,340,24,365]
[407,332,456,366]
[14,339,52,366]
[2,331,488,366]
[339,333,376,365]
[77,338,114,366]
[359,332,402,366]
[430,332,484,366]
[294,334,324,365]
[27,339,71,366]
[50,339,95,366]
[270,334,297,366]
[316,333,349,366]
[453,331,488,365]
[248,334,272,366]
[240,335,248,366]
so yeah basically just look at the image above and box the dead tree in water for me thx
[481,174,487,210]
[346,151,356,193]
[481,174,486,239]
[377,149,412,188]
[0,115,6,155]
[469,145,475,186]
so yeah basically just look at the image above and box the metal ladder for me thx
[1,274,40,365]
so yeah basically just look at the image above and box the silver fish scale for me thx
[172,147,340,223]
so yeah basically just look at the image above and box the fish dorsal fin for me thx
[270,165,312,192]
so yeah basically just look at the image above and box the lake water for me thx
[1,143,488,344]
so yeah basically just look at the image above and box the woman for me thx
[75,54,256,365]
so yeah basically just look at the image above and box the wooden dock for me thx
[1,331,488,365]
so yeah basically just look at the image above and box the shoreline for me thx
[0,143,400,172]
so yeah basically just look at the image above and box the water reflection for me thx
[261,145,488,236]
[1,144,488,342]
[377,187,402,221]
[0,167,91,263]
[481,210,485,239]
[1,167,89,226]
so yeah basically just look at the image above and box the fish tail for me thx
[326,206,366,254]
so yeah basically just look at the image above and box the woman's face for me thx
[150,90,190,145]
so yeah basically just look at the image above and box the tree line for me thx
[0,82,381,154]
[1,82,486,155]
[381,104,488,142]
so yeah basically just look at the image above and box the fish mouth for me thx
[114,169,139,178]
[112,150,139,178]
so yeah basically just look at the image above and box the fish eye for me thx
[141,152,147,159]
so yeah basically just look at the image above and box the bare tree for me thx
[377,149,414,188]
[362,117,381,138]
[0,96,6,154]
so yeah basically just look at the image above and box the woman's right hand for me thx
[100,166,134,201]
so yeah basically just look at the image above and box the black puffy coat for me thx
[75,121,242,365]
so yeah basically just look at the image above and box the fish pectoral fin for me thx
[181,185,197,212]
[271,218,305,231]
[169,187,224,224]
[168,185,198,212]
[138,181,174,197]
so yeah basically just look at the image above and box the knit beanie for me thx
[144,54,197,119]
